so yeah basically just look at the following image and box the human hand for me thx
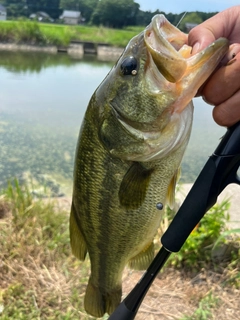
[188,6,240,127]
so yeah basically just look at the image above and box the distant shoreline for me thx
[0,42,123,61]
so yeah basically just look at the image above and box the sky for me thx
[136,0,240,14]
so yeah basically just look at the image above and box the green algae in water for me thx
[0,51,225,193]
[0,113,75,195]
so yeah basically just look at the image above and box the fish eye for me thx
[120,56,138,76]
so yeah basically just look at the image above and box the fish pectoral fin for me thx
[128,242,154,270]
[119,162,154,209]
[166,167,181,209]
[69,202,88,261]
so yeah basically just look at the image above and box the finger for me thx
[189,28,216,54]
[202,51,240,105]
[221,43,240,65]
[212,90,240,127]
[188,6,240,54]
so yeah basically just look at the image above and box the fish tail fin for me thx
[128,242,154,270]
[84,277,122,317]
[69,202,87,260]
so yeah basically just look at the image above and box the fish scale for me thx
[70,14,228,318]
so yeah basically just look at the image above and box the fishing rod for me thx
[109,121,240,320]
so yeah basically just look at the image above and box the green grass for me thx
[0,179,239,319]
[166,199,232,269]
[0,179,96,319]
[180,292,220,320]
[0,20,139,47]
[163,194,239,288]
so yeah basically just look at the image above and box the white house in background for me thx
[60,10,82,25]
[0,4,7,21]
[29,11,54,23]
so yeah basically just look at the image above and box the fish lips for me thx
[144,14,229,84]
[144,14,188,83]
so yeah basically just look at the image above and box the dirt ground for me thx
[121,267,240,320]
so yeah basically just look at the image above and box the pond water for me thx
[0,51,225,196]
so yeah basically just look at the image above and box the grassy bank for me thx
[0,180,239,319]
[0,20,143,47]
[0,180,92,319]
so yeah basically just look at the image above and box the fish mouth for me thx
[144,14,229,84]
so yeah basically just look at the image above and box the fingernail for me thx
[191,42,200,54]
[202,95,214,106]
[221,44,240,65]
[229,43,240,59]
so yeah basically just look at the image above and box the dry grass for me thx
[0,192,91,319]
[0,185,239,319]
[122,268,240,319]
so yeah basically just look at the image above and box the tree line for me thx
[1,0,217,30]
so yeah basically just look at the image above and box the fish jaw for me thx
[97,15,228,164]
[144,14,229,113]
[173,38,229,112]
[144,14,188,83]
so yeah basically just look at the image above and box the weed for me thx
[181,292,219,320]
[0,180,97,319]
[214,229,240,288]
[166,197,234,270]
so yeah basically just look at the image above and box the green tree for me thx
[2,0,28,18]
[178,12,203,31]
[91,0,140,28]
[79,0,98,23]
[135,10,185,29]
[60,0,78,11]
[26,0,61,19]
[197,11,217,21]
[136,9,162,26]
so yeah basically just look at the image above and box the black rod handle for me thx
[161,157,217,252]
[162,123,240,253]
[108,247,170,319]
[108,302,136,320]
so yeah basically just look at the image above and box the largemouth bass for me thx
[70,15,228,317]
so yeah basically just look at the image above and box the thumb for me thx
[188,27,216,54]
[188,6,240,54]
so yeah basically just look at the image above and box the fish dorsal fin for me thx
[119,162,154,209]
[166,167,181,209]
